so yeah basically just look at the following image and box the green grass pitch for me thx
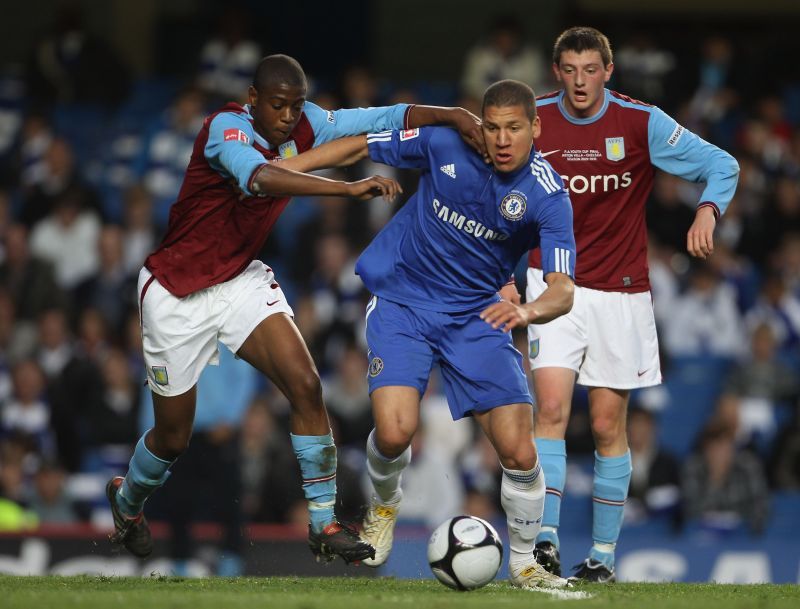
[2,576,799,609]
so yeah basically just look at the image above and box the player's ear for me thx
[552,62,562,83]
[604,62,614,83]
[531,115,541,140]
[248,85,258,106]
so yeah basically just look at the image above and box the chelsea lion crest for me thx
[500,191,527,221]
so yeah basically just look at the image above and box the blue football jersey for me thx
[356,127,576,312]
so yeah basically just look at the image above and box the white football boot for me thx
[360,497,400,567]
[509,558,572,588]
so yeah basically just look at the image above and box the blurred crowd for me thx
[1,6,799,568]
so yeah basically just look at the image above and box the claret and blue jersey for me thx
[144,100,411,297]
[356,126,576,313]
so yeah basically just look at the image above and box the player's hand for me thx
[479,300,530,333]
[687,206,717,259]
[499,282,521,304]
[346,175,403,201]
[451,107,489,162]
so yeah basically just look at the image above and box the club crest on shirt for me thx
[529,338,540,359]
[279,140,298,158]
[605,137,625,161]
[152,366,169,386]
[368,356,384,377]
[500,191,527,221]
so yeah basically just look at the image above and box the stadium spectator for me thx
[196,5,261,105]
[1,359,54,459]
[74,225,137,334]
[34,308,73,382]
[524,26,738,583]
[28,189,101,291]
[626,407,681,529]
[134,87,207,229]
[682,418,769,535]
[322,342,373,449]
[26,460,77,524]
[743,272,800,354]
[461,15,549,105]
[613,34,675,107]
[663,261,743,358]
[0,224,66,322]
[119,186,158,276]
[722,323,798,448]
[19,137,102,229]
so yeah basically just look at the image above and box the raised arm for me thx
[250,162,400,201]
[278,136,369,173]
[406,105,486,158]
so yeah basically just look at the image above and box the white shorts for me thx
[138,261,293,396]
[525,268,662,389]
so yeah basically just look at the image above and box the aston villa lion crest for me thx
[605,137,625,161]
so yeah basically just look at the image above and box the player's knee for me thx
[497,444,537,471]
[287,369,323,408]
[375,428,413,458]
[591,413,624,446]
[535,397,566,427]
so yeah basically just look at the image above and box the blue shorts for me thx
[364,296,533,420]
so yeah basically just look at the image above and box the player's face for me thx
[248,82,307,147]
[482,105,540,173]
[553,50,613,119]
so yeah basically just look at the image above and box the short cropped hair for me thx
[482,79,537,122]
[253,54,307,92]
[553,26,613,67]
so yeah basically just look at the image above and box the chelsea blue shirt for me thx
[356,127,576,312]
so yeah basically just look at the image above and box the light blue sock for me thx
[535,438,566,548]
[291,432,337,534]
[117,432,173,517]
[590,450,632,569]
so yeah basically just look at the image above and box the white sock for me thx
[366,429,410,505]
[501,462,545,566]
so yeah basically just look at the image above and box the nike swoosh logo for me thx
[540,150,560,158]
[637,369,648,377]
[266,300,281,306]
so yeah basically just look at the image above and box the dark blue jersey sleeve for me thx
[366,127,435,170]
[536,191,576,278]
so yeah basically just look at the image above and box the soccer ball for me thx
[427,515,503,591]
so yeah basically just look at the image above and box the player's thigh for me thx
[138,268,220,397]
[525,267,587,372]
[579,288,661,389]
[364,296,435,398]
[371,385,422,455]
[437,311,532,420]
[473,402,536,469]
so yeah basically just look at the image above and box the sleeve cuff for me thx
[403,104,416,130]
[697,201,720,219]
[246,162,270,196]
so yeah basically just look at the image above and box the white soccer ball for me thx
[427,515,503,591]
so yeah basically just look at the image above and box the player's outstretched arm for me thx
[480,272,574,332]
[686,205,717,259]
[407,105,487,159]
[251,162,400,201]
[278,136,370,173]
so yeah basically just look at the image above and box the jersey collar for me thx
[556,88,610,125]
[243,104,274,150]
